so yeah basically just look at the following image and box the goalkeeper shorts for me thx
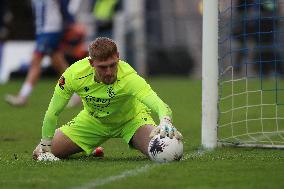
[59,110,156,155]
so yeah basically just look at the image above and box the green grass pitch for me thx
[0,77,284,189]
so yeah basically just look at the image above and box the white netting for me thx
[218,0,284,148]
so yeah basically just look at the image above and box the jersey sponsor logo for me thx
[58,76,65,90]
[85,95,110,104]
[85,87,116,116]
[85,95,111,116]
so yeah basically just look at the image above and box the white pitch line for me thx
[72,150,207,189]
[72,164,156,189]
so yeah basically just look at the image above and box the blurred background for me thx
[0,0,203,83]
[1,0,284,83]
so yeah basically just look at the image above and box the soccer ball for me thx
[148,134,183,163]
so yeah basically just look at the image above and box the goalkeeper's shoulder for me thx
[60,57,93,87]
[66,57,92,76]
[118,60,137,76]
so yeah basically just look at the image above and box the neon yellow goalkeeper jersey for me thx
[42,58,172,138]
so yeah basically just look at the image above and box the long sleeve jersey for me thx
[42,58,172,138]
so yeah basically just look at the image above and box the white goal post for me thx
[202,0,218,149]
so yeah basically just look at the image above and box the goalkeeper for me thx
[33,37,182,160]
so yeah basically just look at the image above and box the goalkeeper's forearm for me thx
[42,92,69,139]
[140,91,172,120]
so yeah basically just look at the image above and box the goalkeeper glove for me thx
[32,138,52,160]
[40,138,52,153]
[37,152,60,161]
[149,116,183,140]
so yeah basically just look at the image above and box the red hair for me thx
[88,37,118,61]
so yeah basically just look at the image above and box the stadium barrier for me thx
[0,41,50,84]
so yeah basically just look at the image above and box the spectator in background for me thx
[92,0,121,38]
[5,0,82,106]
[62,21,88,64]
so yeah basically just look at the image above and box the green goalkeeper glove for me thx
[149,116,183,140]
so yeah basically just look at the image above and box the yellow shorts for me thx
[60,110,156,155]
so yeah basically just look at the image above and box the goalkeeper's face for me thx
[90,53,119,84]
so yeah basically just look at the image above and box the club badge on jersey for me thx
[58,76,65,90]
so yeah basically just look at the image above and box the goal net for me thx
[202,0,284,148]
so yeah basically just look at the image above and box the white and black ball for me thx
[148,134,183,163]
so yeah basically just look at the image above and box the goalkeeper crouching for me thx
[33,37,182,160]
